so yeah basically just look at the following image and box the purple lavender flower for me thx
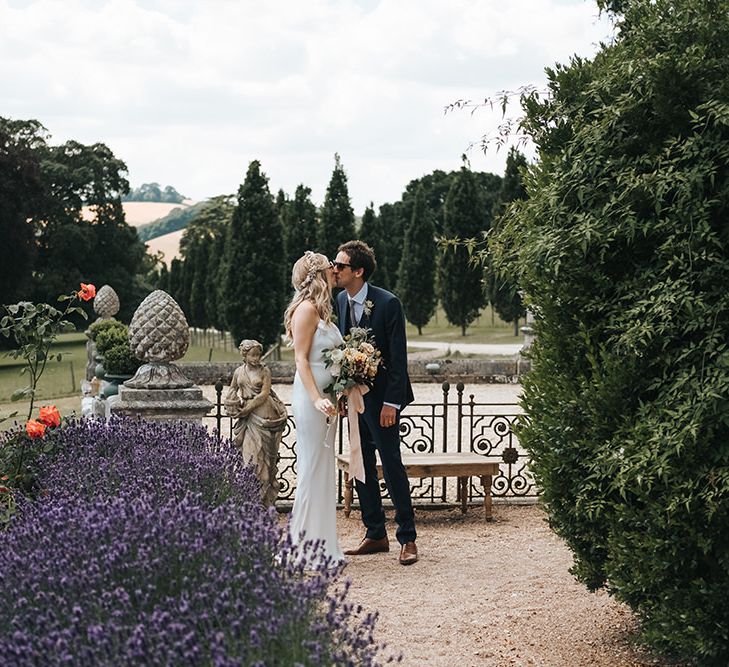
[0,417,395,665]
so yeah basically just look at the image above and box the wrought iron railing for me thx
[206,380,536,506]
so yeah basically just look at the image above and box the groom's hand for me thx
[380,405,397,429]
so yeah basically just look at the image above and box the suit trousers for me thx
[355,407,417,545]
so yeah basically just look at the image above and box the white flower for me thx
[330,348,344,364]
[363,299,374,317]
[330,363,341,377]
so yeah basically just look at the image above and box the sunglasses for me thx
[331,261,352,271]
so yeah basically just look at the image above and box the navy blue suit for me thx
[337,284,416,545]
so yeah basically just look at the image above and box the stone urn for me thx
[109,290,212,422]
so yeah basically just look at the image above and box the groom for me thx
[333,240,418,565]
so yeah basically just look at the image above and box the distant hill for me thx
[145,228,186,266]
[81,201,193,228]
[136,200,209,242]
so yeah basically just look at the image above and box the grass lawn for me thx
[405,305,521,345]
[0,306,520,418]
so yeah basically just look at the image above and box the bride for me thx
[284,251,345,567]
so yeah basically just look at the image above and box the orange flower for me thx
[38,405,61,428]
[78,283,96,301]
[25,419,46,439]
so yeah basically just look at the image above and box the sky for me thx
[1,0,614,215]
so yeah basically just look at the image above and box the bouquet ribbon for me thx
[345,384,369,484]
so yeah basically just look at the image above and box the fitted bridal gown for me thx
[289,319,345,567]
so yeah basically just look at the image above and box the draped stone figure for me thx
[224,340,287,506]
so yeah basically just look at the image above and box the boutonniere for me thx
[363,300,374,317]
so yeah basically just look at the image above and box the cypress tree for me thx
[168,258,183,304]
[317,153,355,260]
[396,186,436,334]
[181,195,236,333]
[358,203,390,289]
[438,160,488,335]
[378,202,405,289]
[488,148,528,335]
[187,238,210,328]
[283,184,317,270]
[221,160,286,348]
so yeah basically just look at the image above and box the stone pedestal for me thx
[111,385,212,422]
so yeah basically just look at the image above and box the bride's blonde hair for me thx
[283,251,333,342]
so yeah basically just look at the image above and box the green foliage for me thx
[221,161,286,347]
[494,0,729,661]
[0,118,44,305]
[101,343,140,376]
[122,182,186,203]
[397,186,437,334]
[317,153,356,260]
[93,321,139,376]
[282,184,317,272]
[358,203,390,290]
[94,327,127,356]
[438,162,489,335]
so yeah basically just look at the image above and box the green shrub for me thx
[494,0,729,662]
[91,321,140,376]
[87,318,125,343]
[102,344,141,376]
[94,327,128,357]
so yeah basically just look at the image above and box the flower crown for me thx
[298,250,322,291]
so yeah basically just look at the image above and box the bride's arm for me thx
[292,301,335,417]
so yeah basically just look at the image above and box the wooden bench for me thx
[336,452,500,521]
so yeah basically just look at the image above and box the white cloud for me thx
[0,0,613,212]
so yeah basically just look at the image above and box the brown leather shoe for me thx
[399,541,418,565]
[344,536,389,556]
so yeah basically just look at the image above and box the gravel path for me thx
[334,504,684,667]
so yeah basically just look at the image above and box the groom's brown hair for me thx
[339,240,377,281]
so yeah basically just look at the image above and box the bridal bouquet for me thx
[322,326,382,395]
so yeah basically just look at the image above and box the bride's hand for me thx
[314,397,336,417]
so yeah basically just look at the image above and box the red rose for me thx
[78,283,96,301]
[38,405,61,428]
[25,420,46,439]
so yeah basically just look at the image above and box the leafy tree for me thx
[317,153,355,260]
[221,161,286,347]
[438,160,489,335]
[282,185,317,272]
[493,0,729,661]
[488,148,528,335]
[396,186,436,334]
[0,118,44,305]
[358,203,390,290]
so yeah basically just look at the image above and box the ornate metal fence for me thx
[205,380,536,506]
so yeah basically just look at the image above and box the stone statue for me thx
[225,339,288,506]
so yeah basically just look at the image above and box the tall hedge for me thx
[494,0,729,662]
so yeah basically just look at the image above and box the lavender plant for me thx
[0,418,396,666]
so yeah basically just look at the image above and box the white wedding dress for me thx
[289,319,345,567]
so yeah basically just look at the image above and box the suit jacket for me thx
[337,284,414,411]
